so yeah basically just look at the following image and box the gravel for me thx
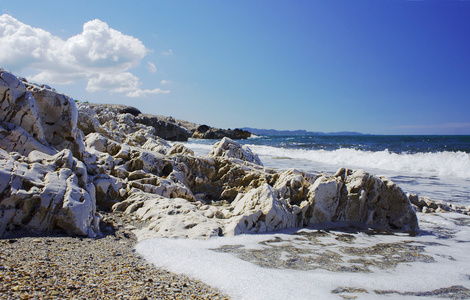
[0,212,230,300]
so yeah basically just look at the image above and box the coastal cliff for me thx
[0,69,424,238]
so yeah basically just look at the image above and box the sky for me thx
[1,0,469,135]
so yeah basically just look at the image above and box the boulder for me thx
[226,184,297,235]
[0,148,99,236]
[1,70,84,158]
[299,168,419,232]
[209,137,263,166]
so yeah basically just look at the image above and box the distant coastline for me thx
[241,127,366,136]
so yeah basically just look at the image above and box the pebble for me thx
[0,212,230,300]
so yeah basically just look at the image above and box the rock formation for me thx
[0,68,421,239]
[79,103,251,141]
[192,124,251,140]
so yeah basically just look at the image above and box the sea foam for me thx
[247,145,470,180]
[136,212,470,300]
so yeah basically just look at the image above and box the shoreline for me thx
[0,212,230,300]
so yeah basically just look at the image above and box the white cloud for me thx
[160,80,171,85]
[86,72,169,97]
[162,49,174,56]
[147,62,157,73]
[0,14,169,98]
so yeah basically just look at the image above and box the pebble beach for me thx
[0,212,230,300]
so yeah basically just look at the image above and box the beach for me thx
[0,212,229,300]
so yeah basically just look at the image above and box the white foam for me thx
[136,213,470,300]
[247,145,470,180]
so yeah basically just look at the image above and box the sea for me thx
[136,135,470,299]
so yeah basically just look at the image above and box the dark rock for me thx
[135,114,191,141]
[192,126,251,140]
[87,104,142,117]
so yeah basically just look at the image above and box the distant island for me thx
[241,127,366,136]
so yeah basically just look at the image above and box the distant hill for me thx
[241,127,366,136]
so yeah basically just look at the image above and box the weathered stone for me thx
[209,137,263,166]
[226,184,297,235]
[135,114,191,141]
[0,69,421,239]
[300,168,419,233]
[0,148,99,236]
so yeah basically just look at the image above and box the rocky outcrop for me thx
[225,168,419,235]
[192,124,251,140]
[209,137,263,165]
[0,148,99,236]
[0,69,420,238]
[0,70,100,236]
[135,114,192,141]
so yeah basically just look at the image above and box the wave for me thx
[247,144,470,180]
[181,140,470,180]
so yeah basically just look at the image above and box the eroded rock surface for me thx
[0,69,421,238]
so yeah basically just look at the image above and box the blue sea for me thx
[137,135,470,299]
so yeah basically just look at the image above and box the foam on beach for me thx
[136,212,470,300]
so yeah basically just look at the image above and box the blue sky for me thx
[1,0,469,135]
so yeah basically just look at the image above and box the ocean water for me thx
[136,135,470,299]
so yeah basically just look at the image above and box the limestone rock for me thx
[209,137,263,166]
[300,168,419,232]
[0,70,47,146]
[24,82,85,158]
[167,143,194,156]
[226,184,296,235]
[116,192,224,240]
[0,148,99,236]
[0,69,420,239]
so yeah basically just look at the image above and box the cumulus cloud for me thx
[0,14,169,97]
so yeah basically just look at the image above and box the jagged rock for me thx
[0,148,99,236]
[0,69,421,239]
[300,168,419,232]
[24,82,85,158]
[226,184,297,235]
[77,103,157,147]
[0,121,56,156]
[142,137,171,155]
[209,137,263,166]
[408,193,470,215]
[167,143,194,156]
[115,192,224,240]
[224,168,419,235]
[1,70,84,157]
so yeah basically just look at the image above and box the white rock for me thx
[226,184,296,235]
[0,149,99,236]
[209,137,263,165]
